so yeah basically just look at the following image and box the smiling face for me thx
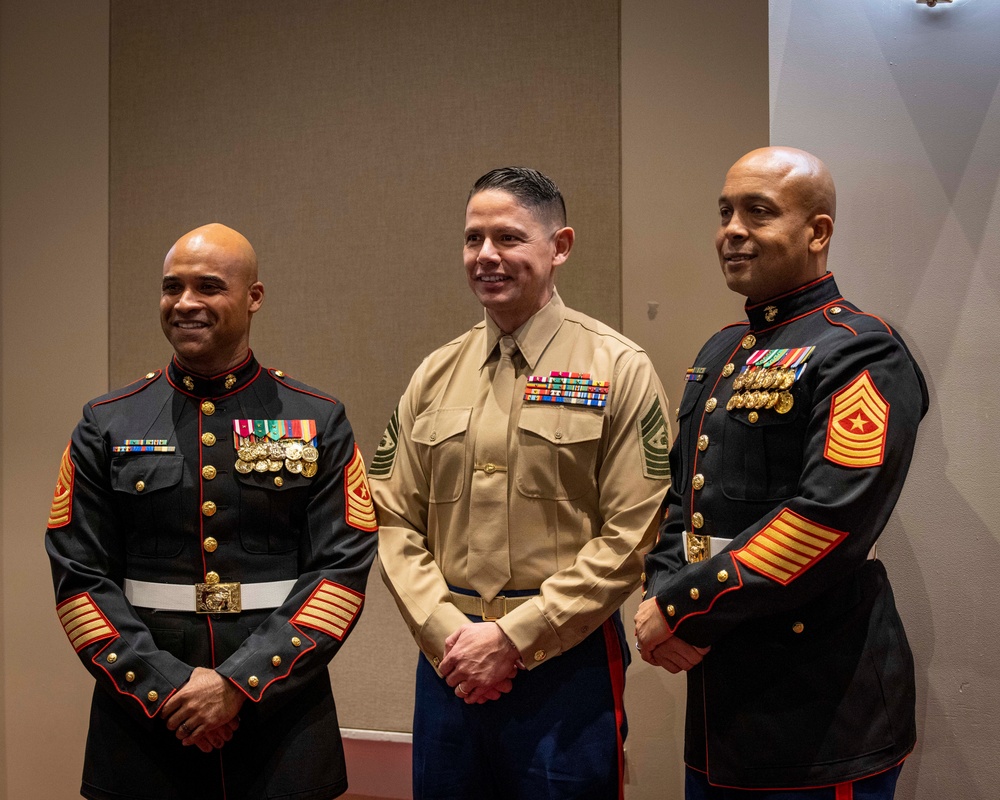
[463,189,574,333]
[716,148,834,304]
[159,224,264,376]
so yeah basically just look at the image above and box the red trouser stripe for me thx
[835,781,853,800]
[602,618,626,800]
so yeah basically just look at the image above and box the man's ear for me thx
[808,215,834,254]
[248,281,265,313]
[552,226,575,266]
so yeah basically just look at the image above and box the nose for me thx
[722,212,747,241]
[478,237,501,264]
[174,288,201,311]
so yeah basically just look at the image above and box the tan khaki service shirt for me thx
[372,293,671,669]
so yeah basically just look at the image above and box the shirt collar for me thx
[744,273,843,331]
[167,350,261,397]
[480,290,566,371]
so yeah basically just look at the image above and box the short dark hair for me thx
[469,167,567,228]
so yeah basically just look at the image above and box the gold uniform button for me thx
[717,570,729,582]
[147,691,158,702]
[135,480,145,492]
[666,604,676,617]
[692,474,705,490]
[274,476,284,487]
[145,372,155,380]
[829,307,842,315]
[125,671,136,683]
[205,571,220,584]
[748,411,759,423]
[690,588,700,600]
[271,656,282,667]
[722,363,735,378]
[202,501,217,517]
[201,432,217,446]
[201,400,216,415]
[203,537,218,553]
[275,370,285,378]
[248,676,259,688]
[291,637,302,647]
[697,435,709,451]
[705,397,718,413]
[533,650,546,662]
[640,571,646,583]
[202,465,217,480]
[432,656,440,667]
[106,653,118,663]
[792,622,805,634]
[742,334,756,350]
[692,512,704,529]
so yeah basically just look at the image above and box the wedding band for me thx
[456,682,469,696]
[180,723,192,735]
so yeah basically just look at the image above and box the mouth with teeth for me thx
[476,274,510,283]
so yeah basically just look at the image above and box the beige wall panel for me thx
[620,2,769,797]
[109,0,621,732]
[1,1,110,797]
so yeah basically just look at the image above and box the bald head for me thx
[160,223,264,376]
[731,147,837,221]
[716,147,837,303]
[165,223,259,283]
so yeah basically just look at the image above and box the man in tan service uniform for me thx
[371,167,674,799]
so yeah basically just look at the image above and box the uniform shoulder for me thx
[822,302,896,337]
[89,369,165,408]
[266,368,339,404]
[561,306,647,354]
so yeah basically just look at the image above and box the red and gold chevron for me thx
[824,371,888,468]
[344,445,377,531]
[291,579,364,641]
[57,593,118,651]
[48,443,75,528]
[734,509,847,585]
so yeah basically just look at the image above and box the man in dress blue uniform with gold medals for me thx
[635,148,927,799]
[45,223,377,799]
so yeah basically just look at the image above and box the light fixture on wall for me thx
[916,0,952,6]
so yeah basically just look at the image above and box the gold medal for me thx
[780,370,796,390]
[726,394,738,411]
[284,441,304,461]
[235,459,252,474]
[759,390,770,407]
[301,461,318,478]
[238,446,253,462]
[268,459,283,472]
[775,391,794,414]
[253,459,269,472]
[302,446,319,463]
[751,370,766,390]
[733,371,746,391]
[285,458,303,474]
[766,392,780,409]
[268,442,285,460]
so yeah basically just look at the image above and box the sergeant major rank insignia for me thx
[638,396,670,479]
[369,406,400,479]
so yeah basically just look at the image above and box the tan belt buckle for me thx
[686,532,711,563]
[479,595,508,621]
[195,582,242,613]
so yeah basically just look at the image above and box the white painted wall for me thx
[771,1,1000,796]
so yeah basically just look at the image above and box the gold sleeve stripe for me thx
[344,445,378,531]
[735,508,847,585]
[824,371,889,468]
[48,443,75,528]
[291,579,364,641]
[57,593,118,651]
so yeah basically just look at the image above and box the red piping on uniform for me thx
[746,273,834,309]
[271,369,338,404]
[601,618,626,800]
[665,553,744,634]
[92,371,162,407]
[92,639,176,718]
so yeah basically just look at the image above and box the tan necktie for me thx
[467,335,518,600]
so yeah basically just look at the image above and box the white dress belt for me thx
[124,578,296,612]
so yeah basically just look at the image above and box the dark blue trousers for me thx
[685,763,904,800]
[412,613,629,800]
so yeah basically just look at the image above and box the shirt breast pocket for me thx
[110,455,186,558]
[235,471,311,554]
[515,405,604,501]
[721,400,806,501]
[412,407,472,503]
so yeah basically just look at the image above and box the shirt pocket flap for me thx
[518,404,604,445]
[110,455,184,496]
[412,407,473,447]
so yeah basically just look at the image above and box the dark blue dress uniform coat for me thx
[644,274,928,789]
[45,352,378,800]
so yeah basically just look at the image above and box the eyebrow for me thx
[161,273,228,287]
[719,192,776,205]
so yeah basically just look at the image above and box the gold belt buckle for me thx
[479,595,508,621]
[686,532,711,563]
[195,582,242,613]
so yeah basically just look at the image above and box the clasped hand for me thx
[634,597,711,673]
[161,667,246,753]
[439,622,521,704]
